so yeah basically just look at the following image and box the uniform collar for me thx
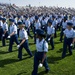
[48,25,53,28]
[11,23,15,26]
[3,22,6,25]
[21,28,25,31]
[38,38,44,43]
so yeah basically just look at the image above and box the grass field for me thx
[0,31,75,75]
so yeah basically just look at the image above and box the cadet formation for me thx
[0,13,75,75]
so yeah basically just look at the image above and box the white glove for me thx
[43,27,44,28]
[2,34,5,37]
[39,63,43,68]
[48,38,50,41]
[70,43,73,46]
[8,36,10,38]
[17,45,20,48]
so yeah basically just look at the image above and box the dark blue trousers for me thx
[17,28,20,37]
[57,23,61,31]
[54,27,57,38]
[32,52,49,75]
[2,31,9,46]
[62,37,73,58]
[60,28,65,42]
[0,28,4,40]
[46,35,54,49]
[18,40,33,59]
[8,34,19,52]
[34,28,36,44]
[27,28,33,38]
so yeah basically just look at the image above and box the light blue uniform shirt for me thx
[2,22,8,31]
[47,26,55,35]
[64,28,75,38]
[30,17,33,24]
[41,20,46,26]
[25,19,30,28]
[62,21,67,29]
[10,24,17,34]
[72,20,75,27]
[35,20,41,30]
[36,39,48,52]
[19,28,28,40]
[0,21,3,27]
[52,20,57,27]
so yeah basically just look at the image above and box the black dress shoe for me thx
[29,55,33,58]
[51,48,54,50]
[68,53,72,56]
[45,69,50,73]
[9,51,13,52]
[18,58,22,61]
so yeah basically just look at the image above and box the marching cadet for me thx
[52,17,57,38]
[34,16,41,43]
[13,15,17,25]
[41,16,47,32]
[17,22,33,60]
[60,17,67,42]
[35,16,41,30]
[72,17,75,49]
[25,15,33,38]
[8,19,19,52]
[32,29,49,75]
[62,22,75,58]
[1,18,9,46]
[0,17,4,41]
[29,15,34,32]
[46,19,55,50]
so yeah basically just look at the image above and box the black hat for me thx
[64,16,67,20]
[67,22,73,26]
[48,19,53,24]
[36,29,46,37]
[35,16,39,20]
[9,18,14,22]
[0,17,2,20]
[18,15,21,18]
[2,18,6,21]
[17,21,23,25]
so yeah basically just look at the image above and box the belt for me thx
[66,37,73,39]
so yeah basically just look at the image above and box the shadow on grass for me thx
[23,50,36,56]
[0,59,19,67]
[0,56,31,68]
[0,51,9,54]
[54,41,61,44]
[0,46,3,47]
[57,48,63,53]
[29,42,35,45]
[0,49,18,54]
[38,71,47,75]
[17,72,27,75]
[47,56,62,64]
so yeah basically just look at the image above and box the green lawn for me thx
[0,31,75,75]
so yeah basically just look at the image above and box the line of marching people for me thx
[0,13,75,75]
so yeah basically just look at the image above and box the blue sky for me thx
[0,0,75,8]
